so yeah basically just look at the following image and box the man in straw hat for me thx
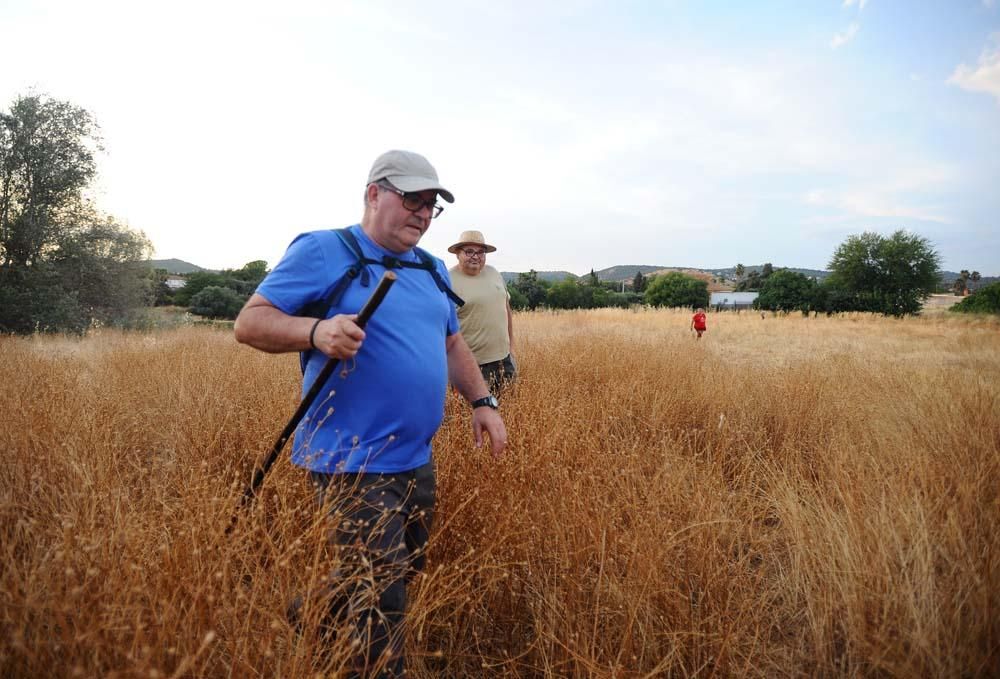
[448,230,516,395]
[235,150,507,677]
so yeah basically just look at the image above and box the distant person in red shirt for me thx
[691,307,707,339]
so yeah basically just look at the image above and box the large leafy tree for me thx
[221,259,269,295]
[827,230,941,316]
[506,282,528,311]
[49,209,153,325]
[755,269,817,312]
[1,95,99,269]
[510,270,549,311]
[172,271,231,307]
[546,277,582,309]
[644,271,709,309]
[190,285,246,319]
[0,93,152,333]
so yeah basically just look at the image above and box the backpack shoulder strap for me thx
[295,227,373,373]
[412,247,465,307]
[295,230,464,374]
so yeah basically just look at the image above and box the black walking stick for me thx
[227,271,397,534]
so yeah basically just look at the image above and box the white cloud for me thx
[984,0,996,9]
[803,181,954,225]
[949,34,1000,104]
[831,22,860,48]
[843,0,869,9]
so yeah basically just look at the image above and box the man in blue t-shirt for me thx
[235,149,507,677]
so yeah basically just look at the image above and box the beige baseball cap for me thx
[448,230,496,254]
[367,150,455,203]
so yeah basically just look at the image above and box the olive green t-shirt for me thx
[449,264,510,365]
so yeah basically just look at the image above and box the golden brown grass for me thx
[2,309,998,677]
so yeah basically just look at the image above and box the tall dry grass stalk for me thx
[1,309,998,677]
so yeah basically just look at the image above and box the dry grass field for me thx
[2,308,998,678]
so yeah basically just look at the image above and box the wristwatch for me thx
[470,395,500,410]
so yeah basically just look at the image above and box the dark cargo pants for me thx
[308,459,436,678]
[479,353,516,396]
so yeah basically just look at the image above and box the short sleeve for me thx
[254,233,330,315]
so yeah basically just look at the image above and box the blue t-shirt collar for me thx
[349,223,422,264]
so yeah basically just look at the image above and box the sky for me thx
[2,0,999,276]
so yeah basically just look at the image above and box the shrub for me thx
[189,285,246,319]
[950,281,1000,315]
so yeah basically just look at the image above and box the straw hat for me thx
[448,230,496,254]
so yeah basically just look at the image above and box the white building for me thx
[710,291,758,309]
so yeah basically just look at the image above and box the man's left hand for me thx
[472,407,507,458]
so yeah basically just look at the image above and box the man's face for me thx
[367,184,438,253]
[457,246,486,276]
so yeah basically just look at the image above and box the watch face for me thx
[473,395,499,409]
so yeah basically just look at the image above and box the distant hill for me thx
[593,265,664,281]
[500,264,831,288]
[940,271,998,287]
[149,259,994,289]
[501,270,578,283]
[590,264,831,283]
[707,265,831,281]
[147,259,215,274]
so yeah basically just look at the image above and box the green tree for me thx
[812,279,854,315]
[756,269,817,312]
[1,94,100,269]
[606,291,643,308]
[735,270,763,291]
[954,269,971,296]
[189,285,245,319]
[579,269,609,308]
[546,277,582,309]
[970,271,981,292]
[632,270,647,293]
[735,263,745,282]
[49,212,154,327]
[511,270,549,311]
[172,271,229,307]
[0,94,153,334]
[644,271,709,309]
[506,282,528,311]
[950,281,1000,315]
[221,259,269,295]
[827,230,941,316]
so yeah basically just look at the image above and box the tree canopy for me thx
[644,271,709,309]
[190,285,246,319]
[756,269,817,312]
[509,270,549,311]
[0,94,153,333]
[827,230,941,316]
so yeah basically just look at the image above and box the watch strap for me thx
[470,396,498,410]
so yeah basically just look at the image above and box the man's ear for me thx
[366,183,381,208]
